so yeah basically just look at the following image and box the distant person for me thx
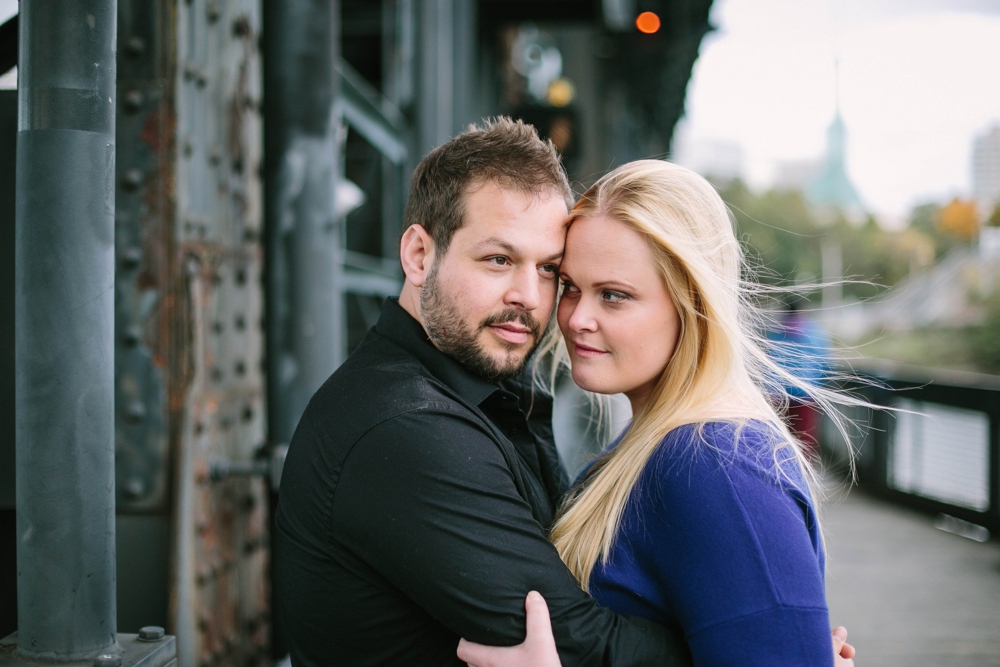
[458,160,856,667]
[766,296,833,459]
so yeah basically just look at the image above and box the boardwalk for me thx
[824,489,1000,666]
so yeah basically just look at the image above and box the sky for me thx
[674,0,1000,224]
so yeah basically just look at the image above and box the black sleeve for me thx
[332,408,692,667]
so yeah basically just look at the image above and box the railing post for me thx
[14,0,118,660]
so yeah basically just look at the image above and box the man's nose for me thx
[504,267,542,311]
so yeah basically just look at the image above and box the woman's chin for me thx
[570,369,616,396]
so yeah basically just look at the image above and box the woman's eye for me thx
[560,280,579,294]
[603,290,629,303]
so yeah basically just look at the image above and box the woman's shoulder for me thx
[656,419,784,459]
[646,419,802,490]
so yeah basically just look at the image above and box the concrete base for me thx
[0,633,176,667]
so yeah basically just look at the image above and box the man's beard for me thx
[420,264,543,383]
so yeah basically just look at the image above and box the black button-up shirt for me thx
[274,298,686,666]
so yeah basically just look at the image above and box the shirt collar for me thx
[374,298,499,407]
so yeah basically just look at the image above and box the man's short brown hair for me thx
[402,117,573,254]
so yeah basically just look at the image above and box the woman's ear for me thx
[400,224,435,288]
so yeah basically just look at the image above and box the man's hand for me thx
[832,626,856,666]
[457,591,561,667]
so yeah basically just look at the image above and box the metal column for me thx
[14,0,118,660]
[263,0,344,443]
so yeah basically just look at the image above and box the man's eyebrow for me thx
[473,237,518,255]
[474,238,563,263]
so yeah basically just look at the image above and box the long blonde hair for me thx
[546,160,850,589]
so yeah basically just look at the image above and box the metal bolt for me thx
[138,626,165,642]
[234,268,247,286]
[233,16,250,38]
[123,168,144,191]
[234,361,247,377]
[213,320,225,334]
[206,1,221,22]
[125,36,146,57]
[93,653,121,667]
[123,324,142,347]
[234,314,246,331]
[185,254,202,277]
[121,246,142,270]
[124,401,146,424]
[183,139,194,157]
[124,478,146,500]
[241,404,253,420]
[196,68,209,88]
[123,89,144,113]
[208,145,222,166]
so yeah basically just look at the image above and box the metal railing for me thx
[825,360,1000,536]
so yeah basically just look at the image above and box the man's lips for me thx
[489,323,532,345]
[571,341,607,358]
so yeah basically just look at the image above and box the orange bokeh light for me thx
[636,11,661,34]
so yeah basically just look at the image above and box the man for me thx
[274,118,688,666]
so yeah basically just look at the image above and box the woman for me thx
[460,160,856,666]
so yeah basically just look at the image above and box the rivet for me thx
[233,16,250,38]
[207,1,221,22]
[123,168,143,191]
[123,324,142,347]
[213,320,225,334]
[209,145,222,166]
[121,246,142,270]
[183,139,194,157]
[185,254,202,277]
[234,268,247,286]
[125,36,146,57]
[124,478,146,499]
[235,361,247,377]
[138,626,165,642]
[241,404,253,420]
[125,401,146,424]
[123,89,144,113]
[234,315,246,331]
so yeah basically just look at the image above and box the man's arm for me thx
[333,409,690,667]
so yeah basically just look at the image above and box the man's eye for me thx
[488,256,509,266]
[540,264,558,276]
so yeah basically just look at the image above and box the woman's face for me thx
[557,214,682,412]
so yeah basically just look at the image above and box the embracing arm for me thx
[458,596,856,667]
[333,410,690,667]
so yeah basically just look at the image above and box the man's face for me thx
[420,181,569,382]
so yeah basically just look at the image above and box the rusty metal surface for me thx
[116,0,269,664]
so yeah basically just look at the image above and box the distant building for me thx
[972,124,1000,214]
[805,104,866,220]
[675,135,744,183]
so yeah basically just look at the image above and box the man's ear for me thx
[399,224,435,288]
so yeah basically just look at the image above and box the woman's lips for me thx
[572,341,607,358]
[489,323,531,345]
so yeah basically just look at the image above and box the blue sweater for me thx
[587,421,833,666]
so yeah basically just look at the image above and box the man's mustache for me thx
[480,310,542,337]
